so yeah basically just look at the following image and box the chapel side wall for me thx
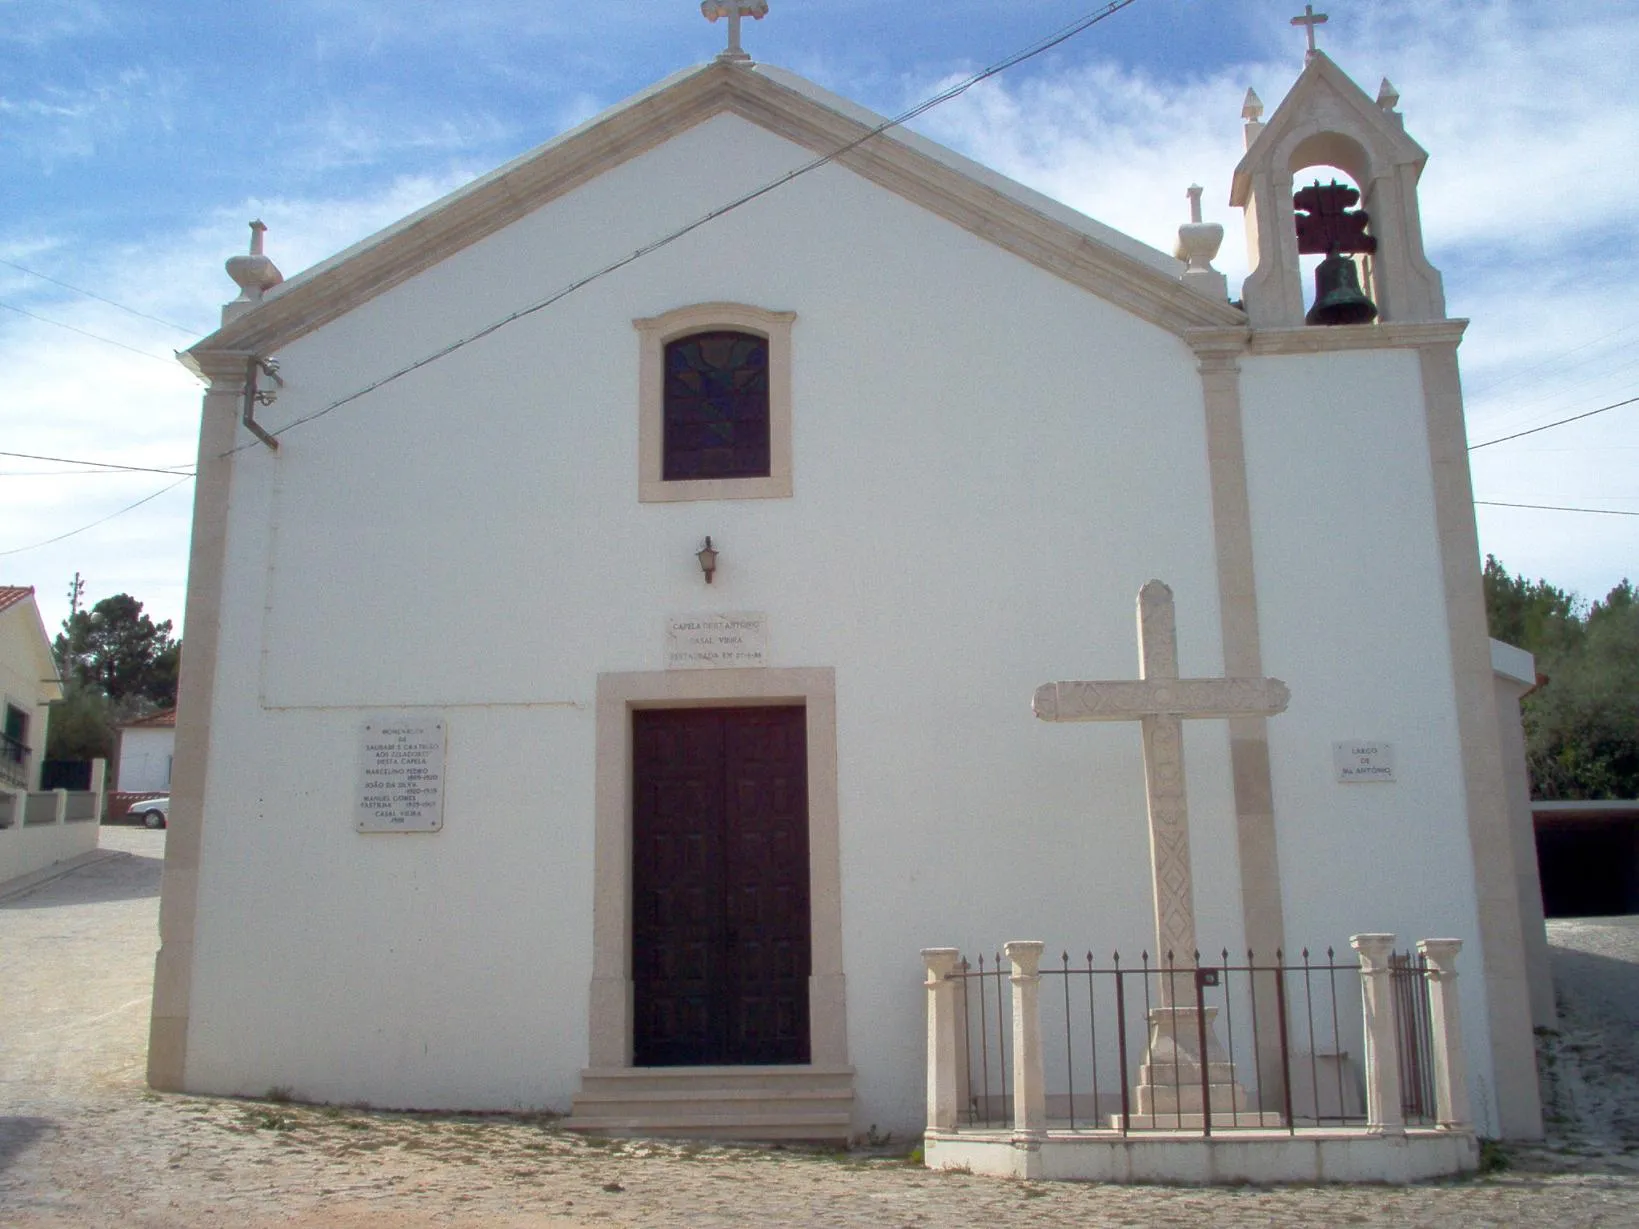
[181,113,1247,1130]
[1237,349,1500,1133]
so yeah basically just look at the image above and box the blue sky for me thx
[2,0,1635,637]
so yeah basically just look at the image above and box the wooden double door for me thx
[632,706,811,1066]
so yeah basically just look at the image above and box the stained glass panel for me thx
[663,331,771,481]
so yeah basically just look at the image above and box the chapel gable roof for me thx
[188,60,1243,364]
[1232,51,1428,206]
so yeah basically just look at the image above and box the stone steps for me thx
[566,1065,855,1142]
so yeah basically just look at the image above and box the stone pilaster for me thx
[1418,938,1472,1130]
[1005,942,1046,1136]
[1352,933,1406,1136]
[922,948,961,1132]
[149,352,250,1091]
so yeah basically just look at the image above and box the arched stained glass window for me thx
[662,331,771,481]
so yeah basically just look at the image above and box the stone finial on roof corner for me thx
[223,220,284,326]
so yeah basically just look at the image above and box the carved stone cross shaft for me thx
[702,0,769,63]
[1034,582,1289,1004]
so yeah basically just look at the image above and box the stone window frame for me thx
[585,667,848,1070]
[636,303,796,503]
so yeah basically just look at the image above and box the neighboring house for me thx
[116,708,177,794]
[151,34,1550,1148]
[0,586,62,794]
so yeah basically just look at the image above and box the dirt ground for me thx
[3,828,1638,1227]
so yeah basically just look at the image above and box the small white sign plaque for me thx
[357,718,447,832]
[667,612,769,670]
[1334,740,1396,784]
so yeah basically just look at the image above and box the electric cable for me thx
[1468,395,1639,451]
[0,450,195,477]
[0,476,194,557]
[0,256,203,334]
[1474,501,1639,517]
[0,300,181,366]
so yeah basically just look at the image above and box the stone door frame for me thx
[587,667,848,1069]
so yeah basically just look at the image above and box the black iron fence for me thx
[947,946,1435,1135]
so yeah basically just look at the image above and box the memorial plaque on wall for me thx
[666,612,769,670]
[1333,740,1396,784]
[357,718,447,832]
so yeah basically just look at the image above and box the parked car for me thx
[135,797,169,829]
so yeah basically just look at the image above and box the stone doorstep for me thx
[566,1065,855,1142]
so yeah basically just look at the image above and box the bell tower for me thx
[1230,51,1445,329]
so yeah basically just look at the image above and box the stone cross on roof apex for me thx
[702,0,768,64]
[1291,5,1328,58]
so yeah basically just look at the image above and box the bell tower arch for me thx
[1231,53,1445,329]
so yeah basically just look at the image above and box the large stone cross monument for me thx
[1035,581,1290,1124]
[1034,580,1289,997]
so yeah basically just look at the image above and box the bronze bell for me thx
[1306,251,1378,326]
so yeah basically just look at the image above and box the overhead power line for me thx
[1468,395,1639,451]
[1475,500,1639,518]
[0,449,195,476]
[0,475,194,557]
[226,0,1141,456]
[0,300,179,366]
[0,256,202,335]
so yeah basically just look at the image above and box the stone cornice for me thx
[186,63,1243,366]
[1185,319,1466,360]
[180,349,256,390]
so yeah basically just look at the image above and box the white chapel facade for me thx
[152,11,1547,1144]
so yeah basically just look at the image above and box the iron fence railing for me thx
[947,945,1435,1136]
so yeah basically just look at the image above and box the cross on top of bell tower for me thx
[1291,5,1328,58]
[702,0,769,64]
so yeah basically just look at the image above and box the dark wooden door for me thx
[632,706,810,1066]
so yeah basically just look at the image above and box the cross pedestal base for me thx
[1112,1006,1282,1128]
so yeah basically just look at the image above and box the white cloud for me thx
[0,170,475,633]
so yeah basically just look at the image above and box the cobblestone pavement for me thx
[3,830,1638,1227]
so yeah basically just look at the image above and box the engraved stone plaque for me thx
[357,717,447,832]
[1334,740,1396,784]
[666,612,768,670]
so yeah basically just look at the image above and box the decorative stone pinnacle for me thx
[1376,77,1400,110]
[222,219,284,324]
[1176,187,1226,300]
[702,0,768,63]
[1241,88,1264,123]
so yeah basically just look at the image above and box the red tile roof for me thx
[123,708,178,729]
[0,586,36,614]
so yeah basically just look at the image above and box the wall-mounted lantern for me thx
[696,536,719,584]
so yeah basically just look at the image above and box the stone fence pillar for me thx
[921,948,961,1132]
[1005,941,1047,1139]
[1417,938,1471,1130]
[1351,933,1406,1136]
